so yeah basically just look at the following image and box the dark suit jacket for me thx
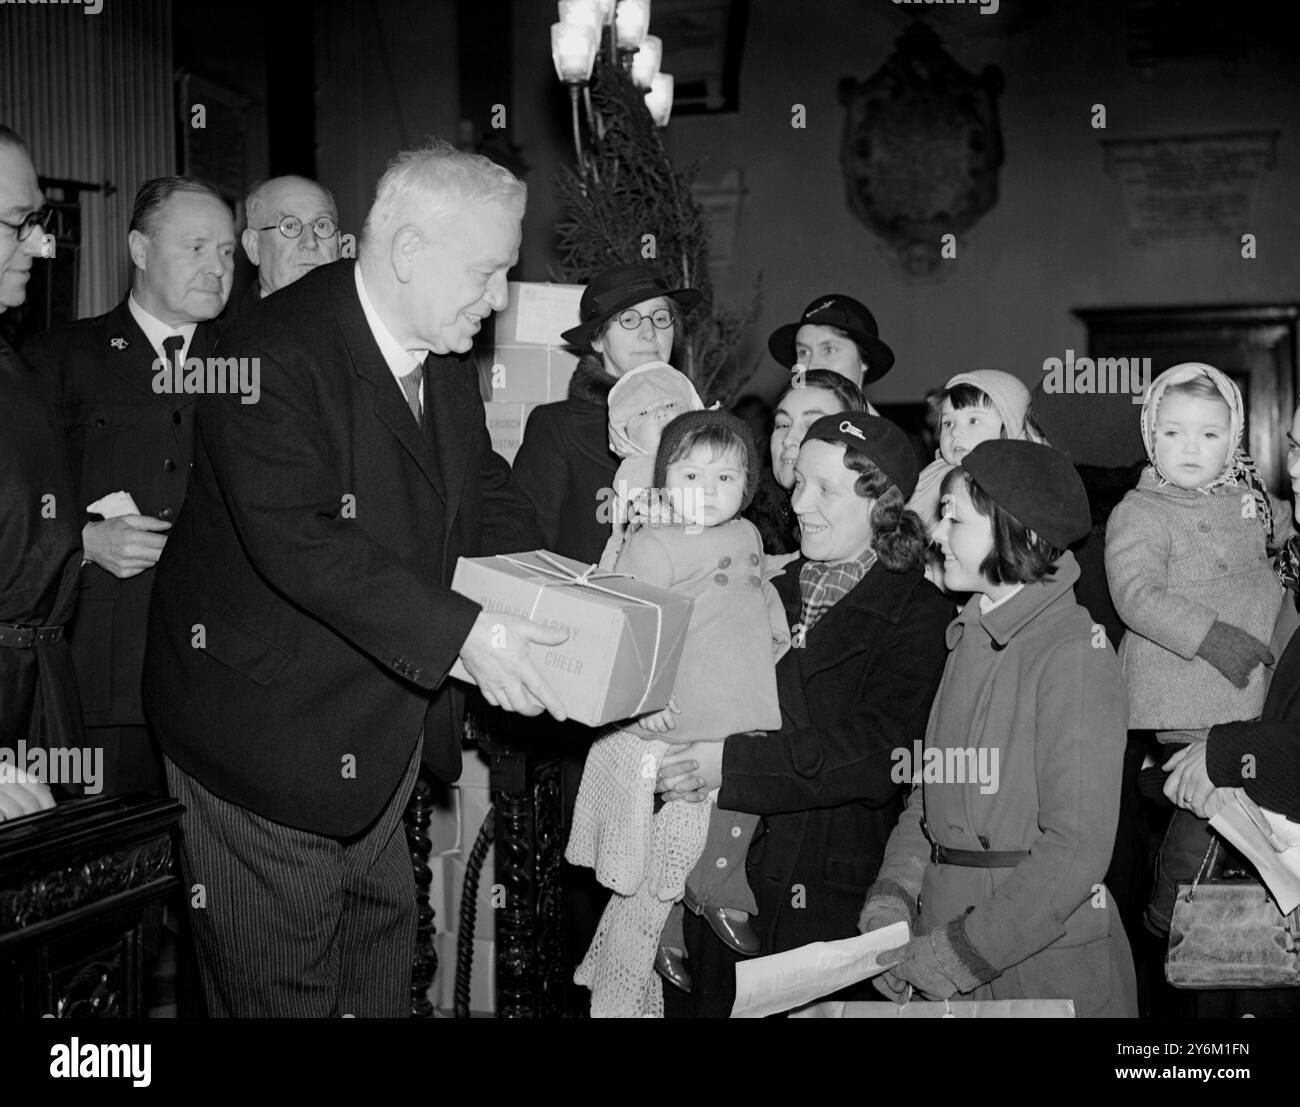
[141,260,541,836]
[22,299,220,726]
[681,557,952,1015]
[0,337,83,749]
[1209,618,1300,820]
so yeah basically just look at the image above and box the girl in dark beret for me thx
[861,439,1138,1017]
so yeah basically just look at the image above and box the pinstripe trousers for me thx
[164,741,421,1018]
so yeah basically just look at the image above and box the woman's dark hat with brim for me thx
[560,262,703,350]
[767,294,895,383]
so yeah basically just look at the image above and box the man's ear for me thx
[241,227,260,266]
[127,229,149,272]
[390,224,424,283]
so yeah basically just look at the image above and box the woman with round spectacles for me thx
[510,261,700,564]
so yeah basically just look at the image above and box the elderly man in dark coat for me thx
[141,139,560,1017]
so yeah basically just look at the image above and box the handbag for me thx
[1166,838,1300,989]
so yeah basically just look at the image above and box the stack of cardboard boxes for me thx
[481,281,585,463]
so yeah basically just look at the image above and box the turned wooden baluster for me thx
[404,768,438,1018]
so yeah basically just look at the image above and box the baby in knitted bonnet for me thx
[599,361,704,569]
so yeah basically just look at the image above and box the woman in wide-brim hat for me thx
[767,293,894,395]
[506,261,699,1013]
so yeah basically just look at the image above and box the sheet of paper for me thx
[731,921,909,1019]
[1206,788,1300,914]
[87,490,140,518]
[512,284,584,346]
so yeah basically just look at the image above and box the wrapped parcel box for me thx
[448,551,693,727]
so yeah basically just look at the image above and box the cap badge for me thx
[110,337,129,350]
[839,419,865,440]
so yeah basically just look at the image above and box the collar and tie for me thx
[398,364,424,428]
[162,334,185,367]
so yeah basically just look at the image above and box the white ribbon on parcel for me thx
[730,921,909,1019]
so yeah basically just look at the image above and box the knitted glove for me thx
[881,918,1000,1002]
[857,880,916,935]
[1196,620,1274,689]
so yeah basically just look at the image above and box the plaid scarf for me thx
[792,547,878,648]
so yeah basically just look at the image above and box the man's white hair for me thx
[244,175,338,232]
[361,139,525,253]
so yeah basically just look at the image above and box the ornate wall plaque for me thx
[1102,132,1278,247]
[838,21,1004,276]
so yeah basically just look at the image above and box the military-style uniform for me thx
[23,298,220,793]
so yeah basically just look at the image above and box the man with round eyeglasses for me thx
[236,175,340,311]
[242,175,340,294]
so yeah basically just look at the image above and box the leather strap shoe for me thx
[699,905,761,956]
[655,945,693,993]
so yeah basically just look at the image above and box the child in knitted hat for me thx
[599,361,704,570]
[1104,362,1286,934]
[863,440,1137,1016]
[566,409,790,1016]
[907,370,1048,541]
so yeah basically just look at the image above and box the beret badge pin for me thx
[839,419,865,440]
[110,337,129,350]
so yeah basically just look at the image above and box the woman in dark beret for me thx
[655,413,951,1016]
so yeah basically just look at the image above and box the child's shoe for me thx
[654,945,693,992]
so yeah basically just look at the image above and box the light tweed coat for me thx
[1107,472,1282,728]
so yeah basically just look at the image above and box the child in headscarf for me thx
[907,370,1048,534]
[1105,362,1286,934]
[599,361,704,570]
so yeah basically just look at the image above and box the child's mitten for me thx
[1195,620,1274,688]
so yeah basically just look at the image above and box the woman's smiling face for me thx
[791,438,875,563]
[771,386,850,491]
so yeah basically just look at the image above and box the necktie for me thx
[162,334,185,368]
[399,365,424,428]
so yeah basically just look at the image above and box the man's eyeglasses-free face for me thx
[0,208,51,242]
[254,215,338,241]
[615,307,676,331]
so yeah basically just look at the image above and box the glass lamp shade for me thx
[644,72,673,126]
[614,0,650,51]
[630,35,662,89]
[551,21,598,84]
[558,0,602,36]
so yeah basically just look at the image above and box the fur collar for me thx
[567,354,618,406]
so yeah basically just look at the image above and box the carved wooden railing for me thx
[405,706,571,1018]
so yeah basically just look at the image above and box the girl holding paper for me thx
[859,441,1137,1017]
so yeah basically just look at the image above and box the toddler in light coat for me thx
[1105,362,1286,932]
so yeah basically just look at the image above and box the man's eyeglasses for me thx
[615,307,676,331]
[0,208,51,242]
[255,215,338,241]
